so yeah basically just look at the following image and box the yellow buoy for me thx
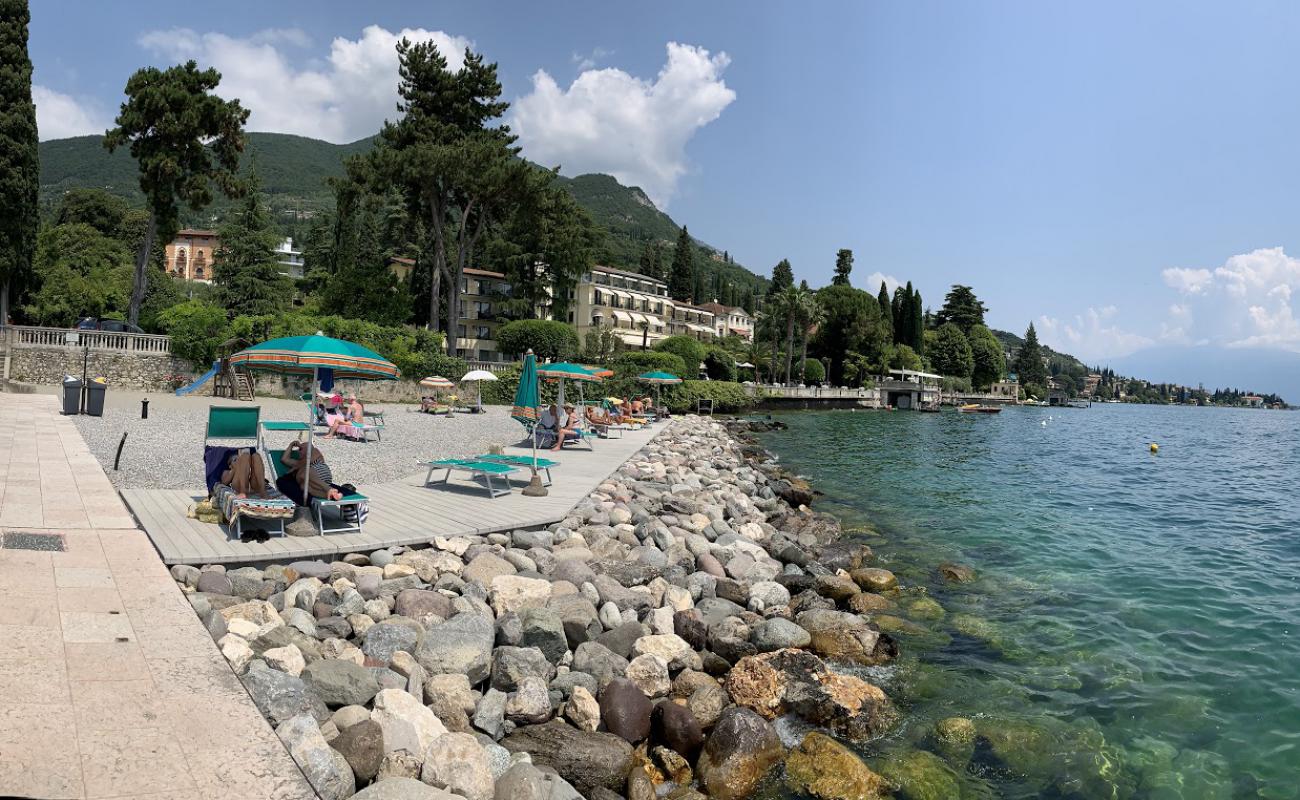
[1149,443,1159,453]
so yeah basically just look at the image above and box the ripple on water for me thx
[759,405,1300,798]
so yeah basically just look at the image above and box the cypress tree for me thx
[0,0,39,325]
[911,287,924,356]
[768,258,794,297]
[877,281,892,342]
[668,225,694,301]
[892,284,910,347]
[832,248,853,286]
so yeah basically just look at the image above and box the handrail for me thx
[4,324,172,355]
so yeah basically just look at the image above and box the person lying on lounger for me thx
[277,440,346,504]
[585,404,611,436]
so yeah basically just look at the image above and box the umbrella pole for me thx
[303,369,317,505]
[522,371,547,497]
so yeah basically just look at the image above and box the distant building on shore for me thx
[1242,394,1265,408]
[455,268,511,363]
[275,238,305,279]
[571,265,672,348]
[164,229,218,283]
[698,302,754,342]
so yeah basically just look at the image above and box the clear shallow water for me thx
[758,405,1300,800]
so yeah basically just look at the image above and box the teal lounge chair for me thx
[424,458,518,498]
[266,448,368,535]
[475,454,558,486]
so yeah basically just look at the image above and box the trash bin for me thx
[84,378,107,417]
[61,376,83,415]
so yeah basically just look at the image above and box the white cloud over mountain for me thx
[1037,305,1154,362]
[137,25,471,143]
[33,85,108,140]
[511,42,736,208]
[863,272,901,294]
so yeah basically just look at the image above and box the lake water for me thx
[757,404,1300,799]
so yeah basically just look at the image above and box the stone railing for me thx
[464,360,518,375]
[3,324,171,355]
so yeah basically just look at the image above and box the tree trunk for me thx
[128,211,157,327]
[0,280,9,328]
[429,267,441,333]
[800,332,809,384]
[770,325,780,385]
[784,319,795,386]
[427,191,449,334]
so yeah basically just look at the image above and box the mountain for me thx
[37,132,767,303]
[990,328,1089,374]
[1108,346,1300,403]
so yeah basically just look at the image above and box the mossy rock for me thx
[931,717,976,766]
[906,596,945,621]
[874,749,962,800]
[785,732,890,800]
[973,718,1057,781]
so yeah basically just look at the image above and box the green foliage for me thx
[495,318,579,361]
[877,282,893,342]
[886,343,923,372]
[105,59,249,325]
[832,249,853,286]
[1012,322,1049,388]
[811,284,889,385]
[662,380,753,414]
[1022,382,1047,401]
[157,299,230,366]
[225,311,449,380]
[654,335,706,373]
[968,324,1006,389]
[668,225,694,301]
[703,346,738,382]
[936,284,988,333]
[23,223,133,326]
[578,326,624,364]
[638,241,664,281]
[927,322,974,378]
[213,172,293,317]
[768,259,794,297]
[479,364,522,405]
[0,0,38,322]
[316,184,412,326]
[800,358,826,384]
[615,350,687,379]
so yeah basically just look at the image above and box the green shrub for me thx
[664,380,754,414]
[225,312,449,381]
[480,365,522,405]
[703,347,738,382]
[800,358,826,384]
[158,300,231,367]
[654,335,705,373]
[615,350,687,379]
[496,319,579,361]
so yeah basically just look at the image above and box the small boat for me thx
[957,403,1002,414]
[1068,398,1091,409]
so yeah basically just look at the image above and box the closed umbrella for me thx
[229,332,400,502]
[511,352,546,496]
[460,369,498,413]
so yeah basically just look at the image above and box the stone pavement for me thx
[0,394,317,799]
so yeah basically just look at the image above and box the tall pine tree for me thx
[877,281,893,342]
[668,225,694,301]
[0,0,39,326]
[910,286,924,356]
[832,249,853,286]
[213,171,292,317]
[768,258,794,298]
[1014,322,1048,389]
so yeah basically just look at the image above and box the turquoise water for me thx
[758,405,1300,799]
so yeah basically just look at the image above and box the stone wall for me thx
[9,346,195,392]
[250,374,437,404]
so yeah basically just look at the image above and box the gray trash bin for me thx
[62,376,83,415]
[84,379,107,417]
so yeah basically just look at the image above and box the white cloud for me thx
[863,271,901,294]
[571,47,613,72]
[512,42,736,208]
[1037,305,1153,361]
[33,85,109,140]
[1160,247,1300,351]
[138,25,472,143]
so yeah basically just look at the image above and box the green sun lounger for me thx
[266,448,368,535]
[474,454,558,486]
[424,458,518,498]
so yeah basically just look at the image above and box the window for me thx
[475,326,491,339]
[174,248,187,276]
[594,290,604,306]
[457,325,467,338]
[475,301,492,317]
[479,349,494,362]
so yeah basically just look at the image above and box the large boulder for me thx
[519,607,569,663]
[494,762,549,800]
[785,731,889,800]
[724,649,894,740]
[242,663,329,726]
[696,707,784,800]
[304,659,381,707]
[796,609,895,665]
[364,622,421,664]
[490,646,556,692]
[420,731,494,800]
[394,588,453,621]
[874,749,964,800]
[276,714,356,800]
[750,618,811,652]
[651,700,704,762]
[500,720,634,795]
[546,594,602,649]
[463,553,517,586]
[370,688,447,761]
[490,574,552,616]
[352,778,463,799]
[599,677,652,743]
[330,718,384,783]
[415,611,494,684]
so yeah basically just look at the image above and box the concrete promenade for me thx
[0,393,315,800]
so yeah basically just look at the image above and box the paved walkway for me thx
[0,394,315,800]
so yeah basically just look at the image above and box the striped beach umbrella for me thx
[420,376,455,390]
[537,361,603,408]
[637,370,682,408]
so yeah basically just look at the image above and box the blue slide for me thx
[175,361,220,396]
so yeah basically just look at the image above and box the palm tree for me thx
[799,293,826,385]
[777,285,806,385]
[754,307,781,385]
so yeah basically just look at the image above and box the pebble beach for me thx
[163,415,938,800]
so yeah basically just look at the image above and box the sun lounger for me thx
[257,420,311,450]
[266,448,368,535]
[474,454,558,486]
[212,483,295,540]
[425,458,518,498]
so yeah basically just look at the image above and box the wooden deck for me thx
[122,425,660,565]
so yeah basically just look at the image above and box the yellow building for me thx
[164,229,218,283]
[455,268,511,363]
[669,301,717,342]
[570,265,673,348]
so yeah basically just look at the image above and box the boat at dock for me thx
[957,403,1002,414]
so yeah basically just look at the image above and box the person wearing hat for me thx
[546,402,580,451]
[326,393,366,440]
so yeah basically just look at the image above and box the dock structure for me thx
[121,424,660,566]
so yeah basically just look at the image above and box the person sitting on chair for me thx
[326,394,365,439]
[220,450,269,499]
[585,404,611,436]
[276,440,345,505]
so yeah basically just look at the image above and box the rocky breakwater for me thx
[171,416,911,800]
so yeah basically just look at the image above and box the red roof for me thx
[176,229,217,238]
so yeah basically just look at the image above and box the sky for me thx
[26,1,1300,398]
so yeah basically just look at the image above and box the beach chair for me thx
[257,420,311,451]
[424,458,518,498]
[266,448,368,535]
[203,406,296,540]
[474,454,558,486]
[205,405,261,445]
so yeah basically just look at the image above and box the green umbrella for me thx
[229,332,400,504]
[537,361,603,409]
[637,370,681,409]
[511,352,547,496]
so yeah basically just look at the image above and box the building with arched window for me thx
[164,229,219,283]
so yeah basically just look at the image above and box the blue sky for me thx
[27,1,1300,396]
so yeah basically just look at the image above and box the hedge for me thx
[496,319,580,362]
[703,347,738,382]
[614,350,687,379]
[654,335,705,373]
[663,380,753,414]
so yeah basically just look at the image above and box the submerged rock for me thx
[785,731,889,800]
[874,749,962,800]
[938,562,976,583]
[696,707,784,800]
